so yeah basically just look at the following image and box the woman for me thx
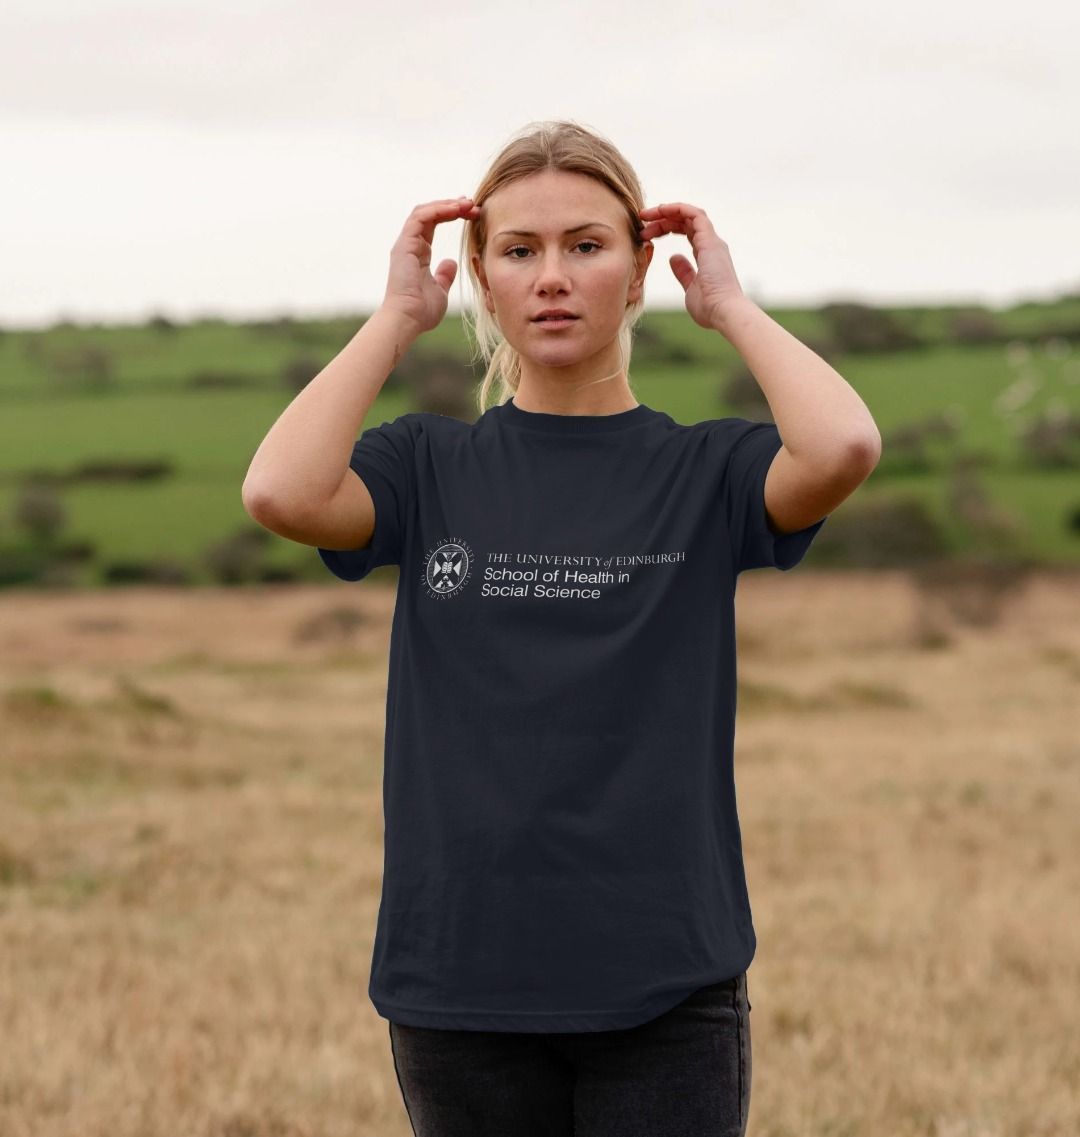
[243,120,880,1137]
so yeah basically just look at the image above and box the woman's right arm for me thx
[241,306,420,550]
[241,196,479,551]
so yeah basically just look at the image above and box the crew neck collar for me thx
[496,397,655,434]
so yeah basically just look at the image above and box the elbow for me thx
[844,430,882,477]
[809,435,879,495]
[241,478,276,523]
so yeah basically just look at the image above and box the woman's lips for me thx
[533,317,578,329]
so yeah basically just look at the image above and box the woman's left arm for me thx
[639,201,882,534]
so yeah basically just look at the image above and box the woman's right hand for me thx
[380,197,481,335]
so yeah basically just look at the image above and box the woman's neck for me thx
[514,356,636,417]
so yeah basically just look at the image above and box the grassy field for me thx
[1,569,1078,1136]
[2,302,1080,583]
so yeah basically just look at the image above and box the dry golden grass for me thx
[1,570,1078,1137]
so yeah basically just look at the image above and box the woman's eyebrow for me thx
[493,222,616,238]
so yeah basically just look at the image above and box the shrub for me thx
[945,457,1027,554]
[203,525,274,585]
[821,301,922,354]
[54,538,96,563]
[720,364,771,419]
[911,556,1036,634]
[1017,407,1080,469]
[947,307,1000,345]
[0,543,54,586]
[805,495,949,567]
[46,343,116,390]
[13,480,66,543]
[404,351,479,420]
[876,413,964,476]
[282,354,325,392]
[294,605,369,644]
[69,458,174,483]
[188,370,258,389]
[257,564,301,584]
[102,558,191,585]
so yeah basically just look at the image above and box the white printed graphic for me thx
[422,538,686,601]
[422,539,473,598]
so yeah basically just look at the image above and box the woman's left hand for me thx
[638,202,747,330]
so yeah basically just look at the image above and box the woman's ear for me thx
[471,254,496,313]
[626,241,655,306]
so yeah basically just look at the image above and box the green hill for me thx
[1,295,1079,588]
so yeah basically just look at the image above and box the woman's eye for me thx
[503,241,602,259]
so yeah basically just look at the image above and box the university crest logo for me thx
[421,538,473,598]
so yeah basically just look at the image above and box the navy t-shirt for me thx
[317,397,828,1032]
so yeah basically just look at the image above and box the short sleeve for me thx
[723,419,828,574]
[317,414,418,582]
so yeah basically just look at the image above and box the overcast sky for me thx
[1,0,1077,330]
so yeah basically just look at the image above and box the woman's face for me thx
[472,169,652,372]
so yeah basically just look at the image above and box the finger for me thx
[639,201,706,219]
[433,259,458,293]
[405,198,480,246]
[406,199,476,245]
[669,253,696,291]
[643,218,721,252]
[639,216,696,241]
[638,219,669,241]
[639,203,714,237]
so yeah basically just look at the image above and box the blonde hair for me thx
[458,119,648,416]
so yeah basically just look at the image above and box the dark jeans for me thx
[388,971,752,1137]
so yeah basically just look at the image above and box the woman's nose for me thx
[534,250,572,293]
